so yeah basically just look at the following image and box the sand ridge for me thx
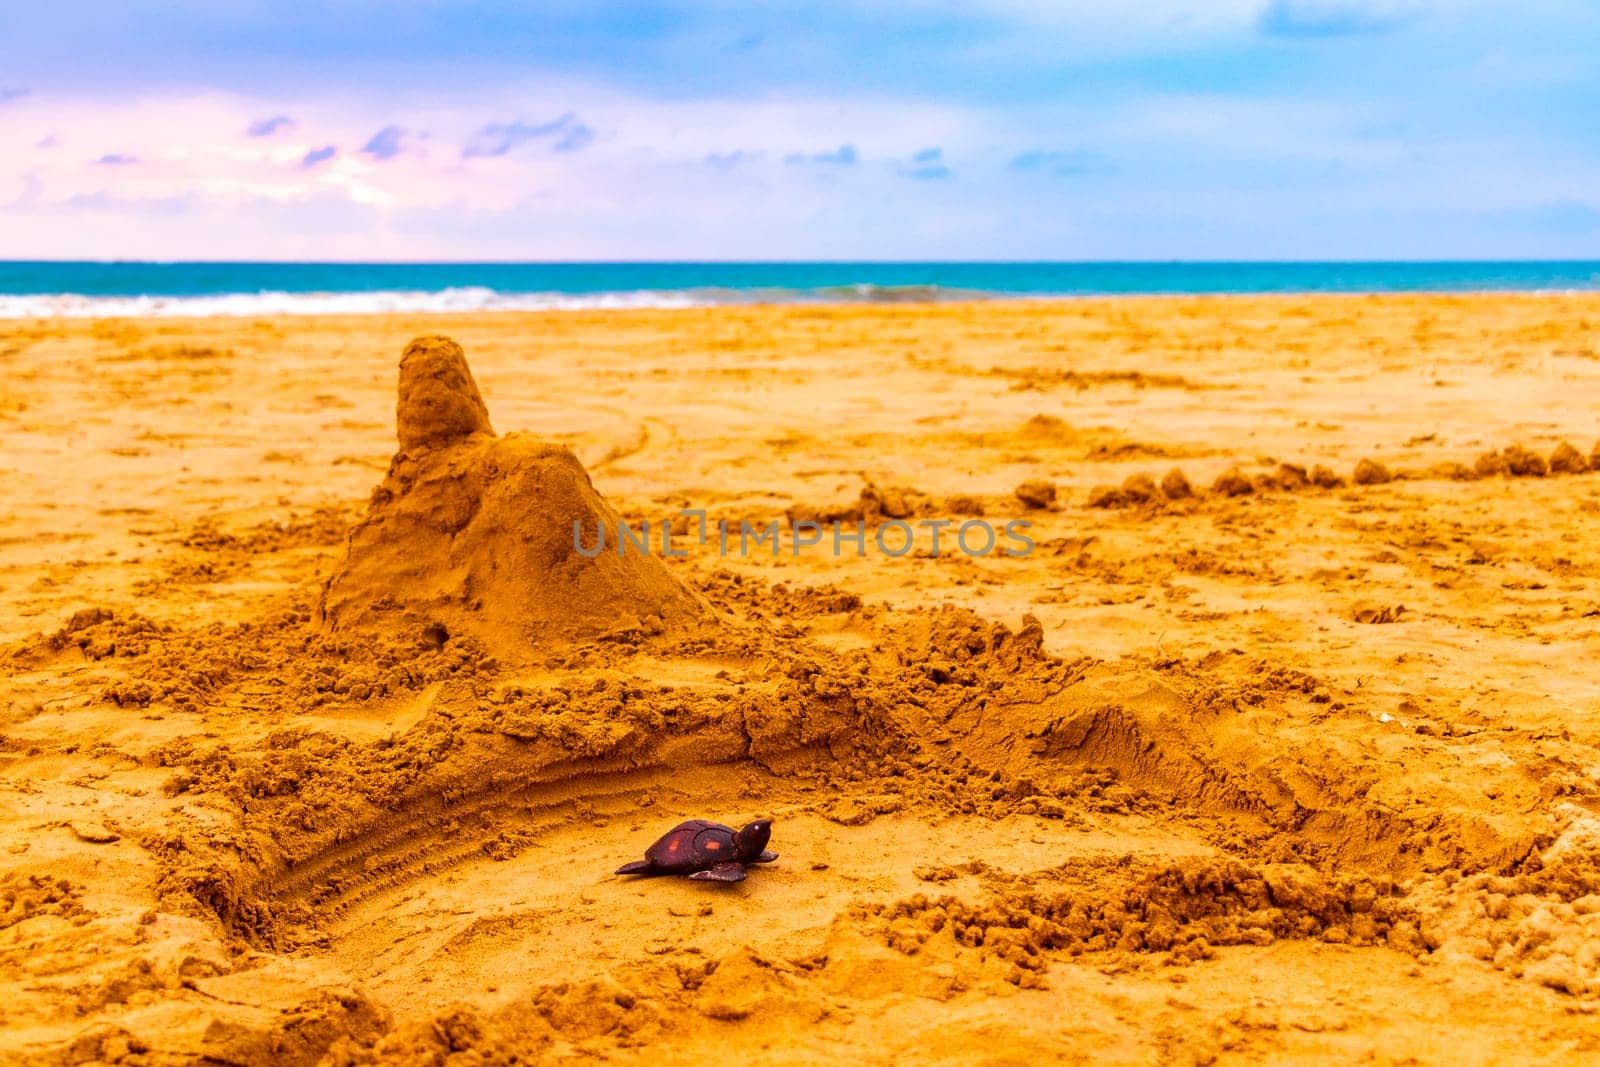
[4,296,1600,1064]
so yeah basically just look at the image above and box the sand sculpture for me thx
[318,335,707,650]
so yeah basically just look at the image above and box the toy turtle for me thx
[615,818,777,883]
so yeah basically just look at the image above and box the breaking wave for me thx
[0,283,1002,319]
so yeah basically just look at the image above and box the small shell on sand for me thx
[1353,459,1393,486]
[71,821,120,844]
[1353,603,1406,624]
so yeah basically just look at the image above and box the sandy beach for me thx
[5,293,1600,1064]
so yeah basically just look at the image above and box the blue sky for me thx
[0,1,1597,259]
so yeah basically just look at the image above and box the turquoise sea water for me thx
[1,261,1597,317]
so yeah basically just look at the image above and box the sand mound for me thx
[1548,440,1588,474]
[319,336,707,651]
[1413,810,1600,996]
[1352,458,1394,485]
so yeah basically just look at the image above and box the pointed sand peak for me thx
[396,335,495,451]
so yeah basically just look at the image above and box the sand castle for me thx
[318,335,707,650]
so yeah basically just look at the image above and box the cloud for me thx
[553,122,594,153]
[1257,1,1413,38]
[93,153,139,166]
[246,114,295,137]
[3,16,1596,262]
[7,171,44,210]
[36,134,59,149]
[360,125,405,161]
[463,117,568,158]
[62,190,197,215]
[704,150,762,170]
[0,87,27,105]
[901,147,951,180]
[462,114,594,159]
[1009,149,1109,176]
[784,144,857,166]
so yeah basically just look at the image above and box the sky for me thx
[0,1,1597,261]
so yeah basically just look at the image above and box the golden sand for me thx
[4,294,1600,1063]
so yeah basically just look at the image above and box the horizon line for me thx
[4,257,1600,268]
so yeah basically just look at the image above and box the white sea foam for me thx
[0,281,1016,319]
[0,286,716,319]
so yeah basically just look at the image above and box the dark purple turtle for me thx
[615,818,777,883]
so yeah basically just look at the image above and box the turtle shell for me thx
[645,819,739,872]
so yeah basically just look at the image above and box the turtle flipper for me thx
[688,862,746,883]
[615,860,654,875]
[752,850,778,864]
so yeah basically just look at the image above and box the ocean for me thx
[1,261,1598,318]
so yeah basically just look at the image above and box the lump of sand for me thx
[1310,464,1344,489]
[1502,445,1547,477]
[1429,461,1478,481]
[1352,458,1393,486]
[1474,450,1507,478]
[1549,441,1588,474]
[1014,480,1057,510]
[1086,485,1126,509]
[1160,468,1194,500]
[1211,467,1253,497]
[944,493,985,517]
[1120,472,1159,504]
[859,484,928,521]
[319,336,708,651]
[1275,463,1310,490]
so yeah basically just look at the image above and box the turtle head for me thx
[734,819,772,862]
